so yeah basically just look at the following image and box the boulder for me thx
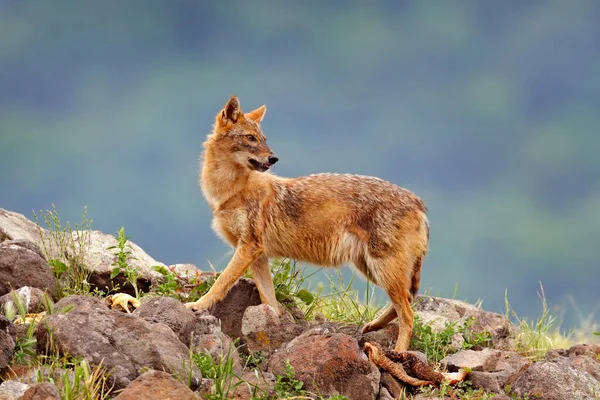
[0,209,40,244]
[209,278,261,339]
[0,240,56,298]
[134,296,196,345]
[54,295,108,312]
[413,296,512,349]
[267,328,380,400]
[36,306,201,390]
[0,324,15,370]
[114,370,198,400]
[509,356,600,400]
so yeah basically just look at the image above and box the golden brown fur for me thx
[185,96,429,351]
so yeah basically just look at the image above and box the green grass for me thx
[33,205,93,299]
[108,227,141,298]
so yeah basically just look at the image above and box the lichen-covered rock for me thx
[241,304,306,354]
[0,240,56,298]
[134,296,196,345]
[267,328,380,400]
[114,370,198,400]
[0,209,40,244]
[36,306,201,390]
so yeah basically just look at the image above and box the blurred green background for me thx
[1,1,598,331]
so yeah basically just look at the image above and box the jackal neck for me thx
[200,146,250,209]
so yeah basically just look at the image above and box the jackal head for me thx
[210,96,278,173]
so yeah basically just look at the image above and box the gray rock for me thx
[267,328,380,400]
[0,209,40,244]
[134,296,196,345]
[114,370,198,400]
[0,240,56,298]
[441,348,501,372]
[379,371,407,399]
[0,380,29,400]
[54,295,108,312]
[36,306,201,390]
[413,296,512,349]
[509,356,600,400]
[209,278,261,339]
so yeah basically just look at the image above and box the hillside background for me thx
[1,1,598,332]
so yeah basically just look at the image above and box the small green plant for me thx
[410,315,493,365]
[240,350,266,370]
[192,351,241,400]
[108,227,141,298]
[316,271,382,326]
[271,259,317,315]
[34,205,92,299]
[152,265,214,303]
[273,360,306,398]
[505,284,568,360]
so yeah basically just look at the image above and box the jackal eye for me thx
[246,135,257,142]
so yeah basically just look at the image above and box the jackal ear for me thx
[246,105,266,123]
[218,96,242,125]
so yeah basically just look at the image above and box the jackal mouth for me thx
[248,158,271,172]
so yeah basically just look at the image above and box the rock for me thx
[509,356,600,400]
[54,295,108,312]
[441,348,501,372]
[0,287,51,314]
[379,371,407,399]
[134,296,196,345]
[1,208,167,296]
[192,332,242,373]
[192,310,221,335]
[209,278,261,340]
[360,323,399,350]
[114,370,198,400]
[195,378,214,398]
[413,296,512,349]
[0,380,29,400]
[0,240,56,298]
[36,306,201,390]
[67,230,165,294]
[241,304,306,354]
[0,325,15,370]
[20,382,60,400]
[0,209,40,244]
[230,371,276,400]
[377,387,395,400]
[267,328,380,400]
[467,351,530,394]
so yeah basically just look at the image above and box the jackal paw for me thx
[361,322,381,334]
[184,299,210,311]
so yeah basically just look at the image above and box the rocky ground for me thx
[0,207,599,400]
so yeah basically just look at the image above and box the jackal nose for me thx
[268,156,279,165]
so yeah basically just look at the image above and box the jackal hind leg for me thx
[250,255,284,316]
[367,256,414,351]
[362,305,397,334]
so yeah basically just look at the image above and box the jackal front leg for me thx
[250,255,284,316]
[185,243,262,311]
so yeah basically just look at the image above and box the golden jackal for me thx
[185,96,429,351]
